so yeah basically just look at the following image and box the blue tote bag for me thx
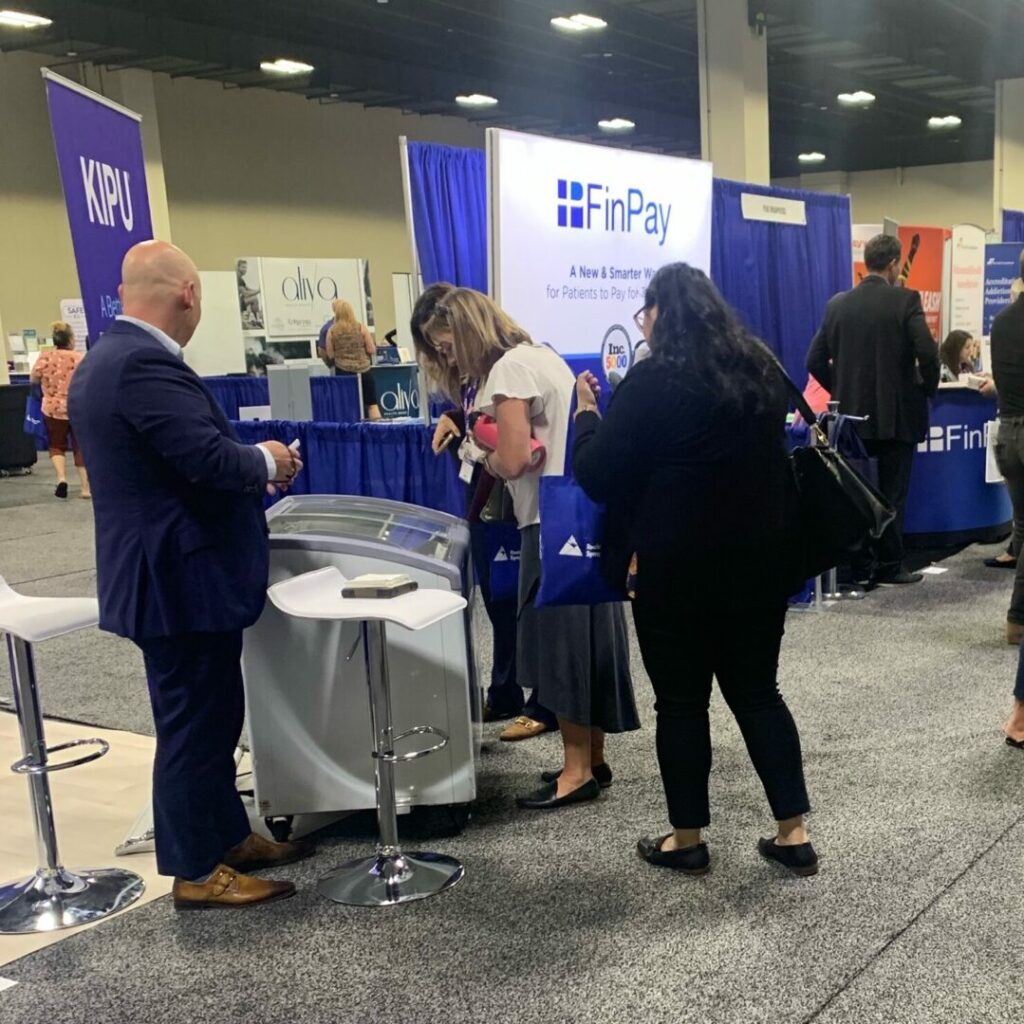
[23,385,48,448]
[535,395,625,607]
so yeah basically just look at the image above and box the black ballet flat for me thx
[516,778,601,810]
[540,763,613,788]
[1005,736,1024,750]
[636,835,710,875]
[758,837,819,877]
[984,557,1017,569]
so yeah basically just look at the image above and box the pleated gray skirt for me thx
[517,525,640,733]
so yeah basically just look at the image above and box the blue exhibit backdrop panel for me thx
[1003,209,1024,244]
[407,142,488,292]
[489,128,713,388]
[42,70,153,344]
[985,242,1023,335]
[711,179,853,385]
[904,390,1010,535]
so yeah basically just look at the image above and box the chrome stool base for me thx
[317,850,463,907]
[0,866,145,934]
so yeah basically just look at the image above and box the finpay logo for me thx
[917,423,988,453]
[80,156,135,231]
[556,179,672,246]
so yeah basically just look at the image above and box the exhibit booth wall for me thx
[0,51,484,351]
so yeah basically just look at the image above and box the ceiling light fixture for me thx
[0,9,53,27]
[260,58,314,75]
[597,117,635,132]
[837,90,875,107]
[928,114,962,129]
[455,93,498,108]
[798,151,827,164]
[551,13,608,32]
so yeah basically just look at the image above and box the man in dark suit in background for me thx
[69,240,311,910]
[806,233,941,586]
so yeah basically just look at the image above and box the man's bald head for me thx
[119,240,203,346]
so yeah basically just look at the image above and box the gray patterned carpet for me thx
[1,468,1023,1023]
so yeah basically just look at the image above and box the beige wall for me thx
[0,51,484,353]
[774,160,994,229]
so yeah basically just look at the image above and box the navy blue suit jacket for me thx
[68,320,270,641]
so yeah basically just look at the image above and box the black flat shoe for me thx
[758,837,819,877]
[1005,736,1024,749]
[636,835,710,875]
[483,703,520,723]
[54,482,68,499]
[985,557,1017,569]
[540,763,613,788]
[516,778,601,810]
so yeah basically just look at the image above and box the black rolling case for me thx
[0,384,39,472]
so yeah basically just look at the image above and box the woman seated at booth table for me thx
[939,330,980,383]
[572,263,817,877]
[425,289,639,809]
[325,299,381,421]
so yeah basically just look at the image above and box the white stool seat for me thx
[0,577,99,643]
[267,565,467,908]
[267,566,466,630]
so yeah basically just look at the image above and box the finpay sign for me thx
[489,129,713,378]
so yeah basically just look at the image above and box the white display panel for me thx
[948,224,986,341]
[259,258,365,337]
[489,128,713,363]
[184,271,247,376]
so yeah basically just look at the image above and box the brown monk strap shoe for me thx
[499,716,551,742]
[173,865,296,911]
[222,832,314,873]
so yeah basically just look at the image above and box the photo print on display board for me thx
[236,258,265,330]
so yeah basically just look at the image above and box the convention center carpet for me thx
[1,469,1022,1024]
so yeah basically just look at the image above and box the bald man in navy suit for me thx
[70,241,312,910]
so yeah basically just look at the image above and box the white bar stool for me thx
[267,566,467,907]
[0,577,145,933]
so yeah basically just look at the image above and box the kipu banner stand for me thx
[42,69,154,345]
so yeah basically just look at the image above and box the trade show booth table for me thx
[231,420,463,518]
[905,385,1010,544]
[203,374,362,423]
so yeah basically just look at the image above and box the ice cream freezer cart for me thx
[241,495,482,837]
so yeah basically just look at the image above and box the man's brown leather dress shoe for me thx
[172,865,295,910]
[222,832,314,873]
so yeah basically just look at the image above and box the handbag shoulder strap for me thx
[563,386,579,477]
[766,350,829,448]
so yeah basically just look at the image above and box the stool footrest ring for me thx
[372,725,448,764]
[11,737,109,775]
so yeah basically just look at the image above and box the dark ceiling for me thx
[2,0,1021,177]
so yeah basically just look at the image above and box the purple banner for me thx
[43,70,153,344]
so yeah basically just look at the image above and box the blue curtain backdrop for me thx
[711,179,852,384]
[232,419,463,516]
[1003,209,1024,243]
[407,142,489,291]
[202,376,268,420]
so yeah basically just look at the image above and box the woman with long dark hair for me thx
[573,263,816,876]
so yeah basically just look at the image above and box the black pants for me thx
[859,439,916,578]
[136,630,251,879]
[632,597,810,829]
[468,520,521,714]
[994,418,1024,625]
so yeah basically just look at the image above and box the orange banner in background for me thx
[898,225,948,340]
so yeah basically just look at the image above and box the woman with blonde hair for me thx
[426,288,638,809]
[325,299,381,420]
[30,321,90,499]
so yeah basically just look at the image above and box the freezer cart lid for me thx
[265,494,468,566]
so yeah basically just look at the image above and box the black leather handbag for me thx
[777,362,896,580]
